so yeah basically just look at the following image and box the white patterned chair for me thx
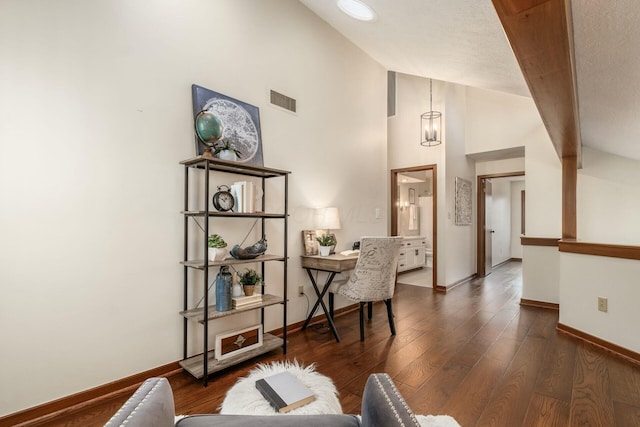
[331,236,403,341]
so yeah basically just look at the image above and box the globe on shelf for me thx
[194,110,223,158]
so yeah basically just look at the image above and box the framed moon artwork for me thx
[191,84,264,167]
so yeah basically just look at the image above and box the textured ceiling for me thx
[299,0,529,96]
[299,0,640,161]
[572,0,640,161]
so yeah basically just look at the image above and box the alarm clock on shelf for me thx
[212,185,235,212]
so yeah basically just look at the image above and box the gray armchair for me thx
[104,373,421,426]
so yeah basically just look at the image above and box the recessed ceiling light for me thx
[337,0,377,22]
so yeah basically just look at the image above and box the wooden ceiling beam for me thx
[492,0,581,162]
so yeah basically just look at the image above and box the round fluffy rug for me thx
[416,414,461,427]
[219,360,342,416]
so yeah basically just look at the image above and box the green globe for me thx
[195,111,223,147]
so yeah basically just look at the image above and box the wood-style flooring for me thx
[20,261,640,426]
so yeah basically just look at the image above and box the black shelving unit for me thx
[179,156,289,386]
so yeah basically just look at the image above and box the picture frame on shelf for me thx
[191,84,264,167]
[215,324,263,361]
[302,230,319,256]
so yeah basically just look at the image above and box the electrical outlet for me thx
[298,286,304,296]
[598,297,608,312]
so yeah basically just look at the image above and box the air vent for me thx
[387,71,396,117]
[270,90,297,113]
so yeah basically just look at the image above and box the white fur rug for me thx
[416,414,461,427]
[218,360,460,426]
[219,360,342,415]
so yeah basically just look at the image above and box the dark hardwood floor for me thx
[19,261,640,426]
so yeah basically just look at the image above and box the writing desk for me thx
[300,253,359,342]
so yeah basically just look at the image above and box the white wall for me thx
[465,87,541,155]
[577,147,640,244]
[476,158,525,176]
[524,128,562,237]
[388,73,446,285]
[443,83,476,286]
[559,253,640,353]
[0,0,387,415]
[388,76,477,288]
[522,245,560,303]
[558,147,640,353]
[521,125,562,304]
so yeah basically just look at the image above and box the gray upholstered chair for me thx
[331,236,403,341]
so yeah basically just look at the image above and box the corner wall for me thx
[388,74,476,288]
[559,147,640,353]
[388,73,447,284]
[0,0,387,415]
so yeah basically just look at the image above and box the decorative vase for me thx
[208,247,227,262]
[243,284,256,296]
[218,149,238,162]
[319,245,331,256]
[215,266,233,311]
[232,282,243,297]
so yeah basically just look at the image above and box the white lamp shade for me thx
[314,207,341,230]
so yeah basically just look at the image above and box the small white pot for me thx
[208,247,228,262]
[319,245,331,256]
[218,150,238,162]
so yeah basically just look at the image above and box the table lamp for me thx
[314,207,341,254]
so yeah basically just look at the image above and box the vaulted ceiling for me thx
[299,0,640,161]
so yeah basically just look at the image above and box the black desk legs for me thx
[301,269,341,342]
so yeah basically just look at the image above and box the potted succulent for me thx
[214,139,242,162]
[239,268,263,296]
[207,234,228,262]
[316,234,336,256]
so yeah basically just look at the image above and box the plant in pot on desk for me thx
[316,234,336,257]
[208,234,228,261]
[239,268,263,296]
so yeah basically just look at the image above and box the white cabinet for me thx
[398,236,427,272]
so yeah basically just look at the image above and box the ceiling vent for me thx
[270,90,297,113]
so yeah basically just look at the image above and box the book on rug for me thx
[255,371,316,413]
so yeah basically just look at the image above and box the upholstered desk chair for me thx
[331,236,403,341]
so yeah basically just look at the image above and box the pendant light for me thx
[420,79,442,147]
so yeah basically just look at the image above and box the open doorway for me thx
[391,165,437,288]
[477,172,525,277]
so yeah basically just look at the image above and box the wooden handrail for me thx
[521,237,560,247]
[559,240,640,261]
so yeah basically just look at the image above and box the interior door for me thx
[484,179,493,274]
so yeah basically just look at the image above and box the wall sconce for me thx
[420,78,442,147]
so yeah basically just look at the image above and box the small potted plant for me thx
[214,139,242,162]
[239,268,263,296]
[316,234,336,256]
[208,234,228,262]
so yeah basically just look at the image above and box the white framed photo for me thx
[215,324,263,361]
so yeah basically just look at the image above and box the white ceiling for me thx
[299,0,640,161]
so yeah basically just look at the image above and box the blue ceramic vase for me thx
[215,266,233,311]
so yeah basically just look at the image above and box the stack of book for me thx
[232,294,263,309]
[230,181,260,213]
